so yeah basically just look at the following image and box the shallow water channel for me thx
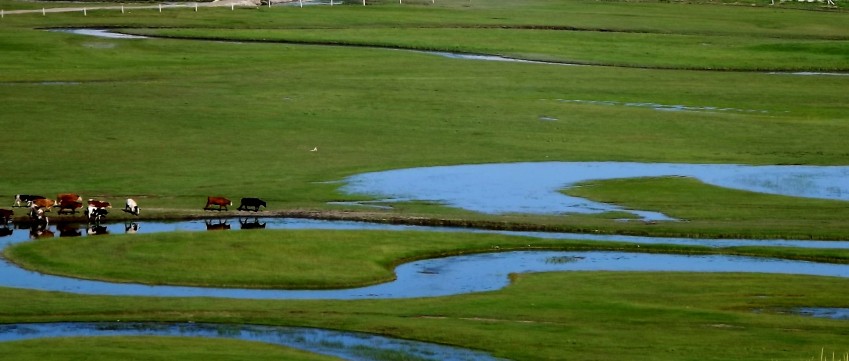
[3,218,849,299]
[0,322,504,361]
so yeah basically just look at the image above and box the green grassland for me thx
[2,0,849,359]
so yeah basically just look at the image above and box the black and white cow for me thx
[13,194,45,207]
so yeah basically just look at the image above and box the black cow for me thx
[13,194,45,207]
[237,197,267,212]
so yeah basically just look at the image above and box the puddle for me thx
[427,51,580,66]
[795,308,849,320]
[0,322,505,361]
[48,29,148,39]
[769,72,849,77]
[556,99,775,114]
[340,162,849,221]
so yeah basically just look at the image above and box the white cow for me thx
[124,198,140,216]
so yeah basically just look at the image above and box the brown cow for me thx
[204,196,232,211]
[32,198,55,211]
[0,209,13,224]
[58,200,83,215]
[57,193,83,205]
[87,199,112,208]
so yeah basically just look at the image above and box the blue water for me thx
[0,322,506,361]
[341,162,849,220]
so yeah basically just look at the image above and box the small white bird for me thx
[310,147,318,152]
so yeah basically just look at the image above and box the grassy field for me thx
[1,0,849,359]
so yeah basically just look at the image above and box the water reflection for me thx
[239,217,267,230]
[56,223,82,237]
[0,322,505,361]
[341,162,849,221]
[204,219,231,231]
[796,308,849,320]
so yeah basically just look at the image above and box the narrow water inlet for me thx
[0,322,506,361]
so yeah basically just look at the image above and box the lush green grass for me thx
[0,337,339,361]
[141,27,849,70]
[2,1,849,360]
[8,230,849,288]
[1,271,848,361]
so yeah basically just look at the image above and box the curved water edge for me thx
[341,162,849,221]
[0,322,505,361]
[4,224,849,299]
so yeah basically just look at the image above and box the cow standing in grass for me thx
[204,197,232,211]
[124,198,140,216]
[237,198,266,212]
[13,194,45,207]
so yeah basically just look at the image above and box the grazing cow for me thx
[239,217,266,230]
[57,223,82,237]
[237,198,267,212]
[13,194,45,207]
[58,200,83,215]
[86,207,108,223]
[124,198,140,216]
[0,209,12,224]
[204,197,232,211]
[31,198,55,211]
[205,219,231,231]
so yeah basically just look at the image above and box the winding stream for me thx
[0,322,504,361]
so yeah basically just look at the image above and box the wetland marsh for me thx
[2,0,849,359]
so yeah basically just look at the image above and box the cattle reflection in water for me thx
[125,222,140,234]
[0,227,12,238]
[30,224,54,239]
[56,223,82,237]
[239,217,266,230]
[205,219,231,231]
[87,224,109,236]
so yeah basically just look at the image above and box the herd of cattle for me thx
[0,194,267,226]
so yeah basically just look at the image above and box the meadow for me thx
[1,0,849,359]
